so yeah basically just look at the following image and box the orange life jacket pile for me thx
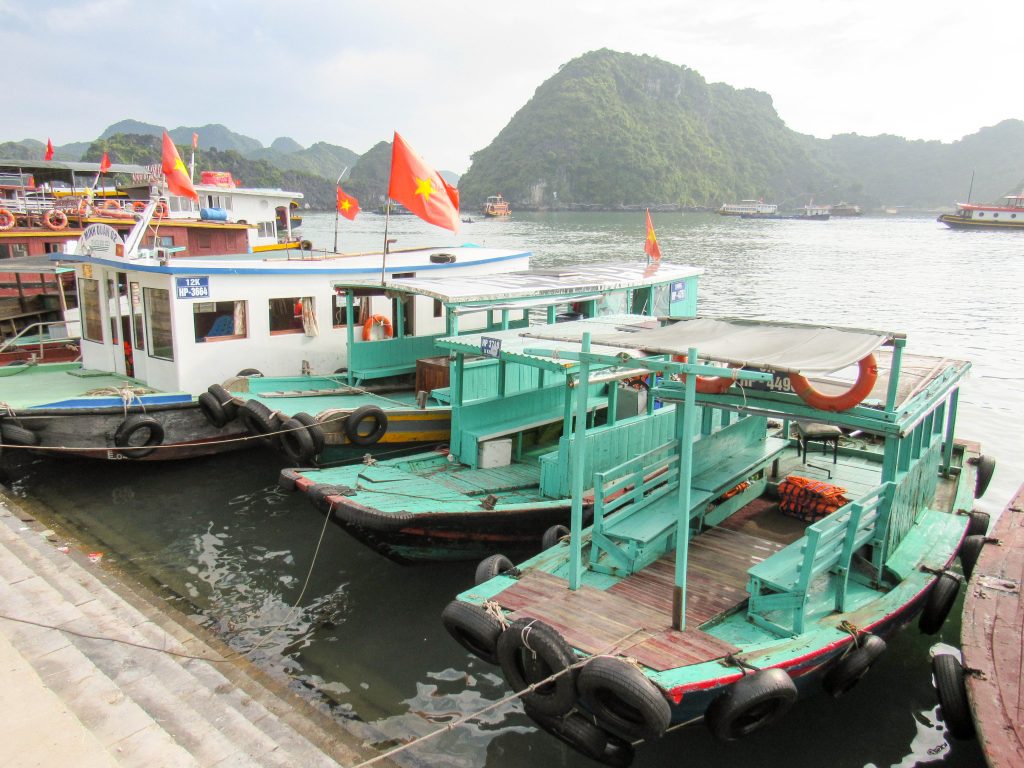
[777,475,849,522]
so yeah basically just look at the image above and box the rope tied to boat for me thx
[519,618,540,660]
[838,619,862,652]
[482,599,511,629]
[362,453,377,465]
[723,653,760,676]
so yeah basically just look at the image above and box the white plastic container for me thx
[478,438,512,468]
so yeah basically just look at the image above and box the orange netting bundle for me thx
[777,475,850,522]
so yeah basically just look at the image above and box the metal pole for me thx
[380,202,391,285]
[672,346,699,630]
[569,333,591,590]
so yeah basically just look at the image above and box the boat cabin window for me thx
[168,196,198,214]
[130,283,144,351]
[269,296,310,335]
[204,194,232,210]
[79,278,103,342]
[257,221,276,238]
[0,243,28,260]
[149,235,175,249]
[144,287,174,360]
[332,293,364,328]
[194,300,247,342]
[433,299,443,318]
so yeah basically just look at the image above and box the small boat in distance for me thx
[830,202,863,216]
[741,203,830,221]
[937,191,1024,230]
[718,199,777,216]
[483,194,511,217]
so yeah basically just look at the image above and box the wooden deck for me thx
[962,484,1024,768]
[495,527,784,671]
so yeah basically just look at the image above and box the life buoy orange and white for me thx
[43,209,68,231]
[673,355,738,394]
[153,201,169,218]
[96,199,123,214]
[789,354,878,412]
[362,314,393,341]
[0,208,15,231]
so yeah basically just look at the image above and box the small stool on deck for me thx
[795,422,841,464]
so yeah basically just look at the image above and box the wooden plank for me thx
[962,484,1024,768]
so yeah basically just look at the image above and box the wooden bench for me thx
[746,482,892,636]
[591,436,789,575]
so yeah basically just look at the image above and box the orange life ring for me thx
[96,200,122,213]
[788,354,879,412]
[153,201,169,218]
[0,208,15,231]
[132,201,147,212]
[673,355,737,394]
[362,314,393,341]
[43,209,68,231]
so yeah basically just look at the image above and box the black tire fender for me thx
[291,411,325,456]
[966,510,990,537]
[208,383,238,421]
[344,405,388,446]
[958,535,986,581]
[198,391,229,428]
[1,422,39,447]
[932,653,975,740]
[236,368,263,377]
[113,414,165,458]
[279,417,317,465]
[822,634,886,698]
[441,600,504,665]
[239,400,279,444]
[577,655,671,740]
[525,704,634,767]
[918,572,961,635]
[475,553,515,585]
[973,455,995,498]
[496,618,578,717]
[542,524,570,550]
[705,668,797,742]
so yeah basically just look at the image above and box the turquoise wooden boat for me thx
[437,316,992,764]
[228,262,700,466]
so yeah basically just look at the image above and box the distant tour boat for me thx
[937,192,1024,230]
[830,202,862,217]
[718,199,777,216]
[483,194,511,217]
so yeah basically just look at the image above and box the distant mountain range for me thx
[3,49,1022,211]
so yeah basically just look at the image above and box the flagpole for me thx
[380,200,391,285]
[334,167,347,253]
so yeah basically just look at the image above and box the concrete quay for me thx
[0,491,394,768]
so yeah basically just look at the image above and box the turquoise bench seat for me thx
[746,482,891,636]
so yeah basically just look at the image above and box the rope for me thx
[482,600,510,630]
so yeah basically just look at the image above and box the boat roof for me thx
[334,262,701,305]
[519,316,897,375]
[0,255,74,274]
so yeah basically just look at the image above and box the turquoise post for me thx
[942,388,959,475]
[450,352,465,462]
[885,338,905,412]
[671,347,699,630]
[344,291,355,386]
[569,333,592,590]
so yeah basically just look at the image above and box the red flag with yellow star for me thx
[44,138,54,161]
[161,131,198,201]
[387,132,459,233]
[336,186,360,221]
[644,208,661,261]
[99,152,111,174]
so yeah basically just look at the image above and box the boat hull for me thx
[937,213,1024,230]
[6,401,251,461]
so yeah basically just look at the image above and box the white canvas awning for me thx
[522,316,898,375]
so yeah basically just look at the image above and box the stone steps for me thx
[0,500,368,767]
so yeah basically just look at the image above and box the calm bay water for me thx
[6,211,1021,767]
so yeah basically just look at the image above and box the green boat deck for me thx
[0,363,175,409]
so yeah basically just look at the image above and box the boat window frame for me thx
[143,286,174,361]
[78,277,103,343]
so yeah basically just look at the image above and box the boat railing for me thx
[0,319,79,358]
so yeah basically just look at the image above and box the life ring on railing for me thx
[132,201,147,213]
[362,314,393,341]
[673,355,738,394]
[788,354,878,412]
[43,209,68,231]
[153,201,169,218]
[96,200,122,214]
[0,208,15,231]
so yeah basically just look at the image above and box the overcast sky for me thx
[4,0,1021,173]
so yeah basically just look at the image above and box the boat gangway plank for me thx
[962,483,1024,768]
[493,527,783,671]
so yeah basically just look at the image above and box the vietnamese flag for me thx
[387,132,459,233]
[44,138,54,161]
[161,131,198,201]
[644,208,661,261]
[336,186,360,220]
[99,152,111,174]
[192,132,198,149]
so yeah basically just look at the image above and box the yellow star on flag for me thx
[340,200,351,211]
[414,176,434,200]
